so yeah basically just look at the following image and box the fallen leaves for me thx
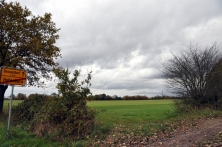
[199,131,222,147]
[90,116,222,147]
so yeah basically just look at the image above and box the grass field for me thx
[2,99,220,146]
[1,99,175,146]
[4,99,174,125]
[88,100,174,126]
[3,100,23,111]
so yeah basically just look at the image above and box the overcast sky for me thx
[4,0,222,97]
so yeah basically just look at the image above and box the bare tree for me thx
[163,43,222,109]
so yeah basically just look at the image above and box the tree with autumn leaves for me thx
[0,0,60,113]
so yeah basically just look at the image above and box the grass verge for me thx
[0,114,64,147]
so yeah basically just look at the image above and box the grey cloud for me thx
[92,78,163,91]
[59,0,222,69]
[4,0,222,97]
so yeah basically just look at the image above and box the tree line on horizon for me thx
[5,92,177,100]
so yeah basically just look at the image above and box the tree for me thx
[163,43,222,109]
[100,93,106,100]
[10,93,16,99]
[16,93,27,100]
[0,1,60,113]
[50,92,58,98]
[205,58,222,109]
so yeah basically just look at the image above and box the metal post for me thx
[6,85,14,138]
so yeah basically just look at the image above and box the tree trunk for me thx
[0,85,8,113]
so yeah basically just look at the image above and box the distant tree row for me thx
[4,92,179,101]
[149,95,179,100]
[88,94,122,100]
[88,94,149,100]
[123,95,148,100]
[5,93,179,101]
[4,93,27,100]
[4,92,59,100]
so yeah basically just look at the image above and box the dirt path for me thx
[158,118,222,147]
[92,118,222,147]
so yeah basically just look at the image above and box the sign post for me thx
[0,67,26,138]
[6,85,14,138]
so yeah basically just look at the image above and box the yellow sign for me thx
[0,67,26,86]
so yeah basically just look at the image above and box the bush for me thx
[31,95,96,140]
[12,94,48,125]
[12,68,96,141]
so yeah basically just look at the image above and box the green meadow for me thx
[2,100,174,137]
[3,99,175,127]
[3,100,23,111]
[88,100,174,126]
[4,100,174,122]
[2,99,220,146]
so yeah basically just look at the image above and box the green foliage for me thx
[0,0,60,86]
[12,94,48,125]
[49,67,95,140]
[0,120,63,147]
[0,0,60,113]
[12,68,96,141]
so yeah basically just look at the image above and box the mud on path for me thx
[158,118,222,147]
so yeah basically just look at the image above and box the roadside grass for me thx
[1,99,222,146]
[1,100,88,147]
[0,116,64,147]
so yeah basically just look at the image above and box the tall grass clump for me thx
[12,68,96,141]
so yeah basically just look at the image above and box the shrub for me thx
[12,68,96,141]
[12,94,48,125]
